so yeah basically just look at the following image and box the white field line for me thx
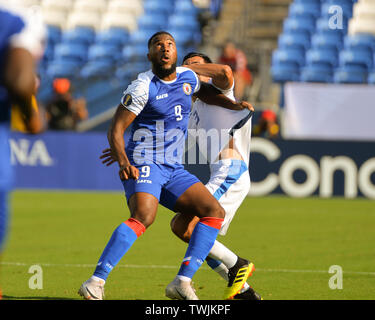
[1,261,375,276]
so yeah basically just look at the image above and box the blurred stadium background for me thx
[2,0,375,300]
[6,0,375,199]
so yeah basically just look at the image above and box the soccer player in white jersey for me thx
[169,52,261,300]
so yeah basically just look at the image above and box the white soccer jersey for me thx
[187,81,253,235]
[187,81,252,165]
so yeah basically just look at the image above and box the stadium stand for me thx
[6,0,203,127]
[271,0,375,86]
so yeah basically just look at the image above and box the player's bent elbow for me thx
[222,65,233,80]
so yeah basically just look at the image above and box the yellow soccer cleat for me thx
[224,258,255,300]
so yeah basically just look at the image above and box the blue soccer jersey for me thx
[119,67,201,210]
[121,67,200,166]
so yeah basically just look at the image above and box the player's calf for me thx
[170,213,199,243]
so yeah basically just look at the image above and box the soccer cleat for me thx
[78,278,105,300]
[165,278,199,300]
[224,257,255,300]
[233,287,262,300]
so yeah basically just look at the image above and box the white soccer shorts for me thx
[205,158,250,235]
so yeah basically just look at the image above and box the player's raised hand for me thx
[119,164,139,181]
[100,148,117,166]
[237,101,254,112]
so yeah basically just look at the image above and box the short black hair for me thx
[182,52,213,64]
[147,31,174,48]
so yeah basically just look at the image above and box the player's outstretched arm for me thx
[107,105,139,180]
[4,47,42,134]
[196,83,254,112]
[185,63,234,91]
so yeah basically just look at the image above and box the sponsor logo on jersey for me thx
[183,83,192,95]
[156,93,168,100]
[136,179,152,184]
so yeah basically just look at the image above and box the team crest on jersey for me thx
[182,83,192,95]
[122,94,132,106]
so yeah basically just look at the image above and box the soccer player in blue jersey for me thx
[0,4,45,298]
[78,31,252,300]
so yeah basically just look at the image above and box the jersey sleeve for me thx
[190,69,201,94]
[9,8,46,60]
[177,66,201,94]
[210,78,235,98]
[120,76,149,116]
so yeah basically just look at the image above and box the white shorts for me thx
[205,159,250,235]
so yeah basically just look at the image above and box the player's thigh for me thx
[174,181,225,219]
[128,192,159,228]
[122,163,165,228]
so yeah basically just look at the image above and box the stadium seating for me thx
[41,0,73,14]
[73,0,107,14]
[100,12,138,32]
[278,32,311,51]
[46,60,80,78]
[283,16,316,36]
[339,48,373,71]
[87,44,121,65]
[107,0,144,17]
[306,48,339,68]
[272,0,375,86]
[311,32,343,50]
[53,43,88,64]
[29,0,203,116]
[344,33,375,54]
[80,60,114,79]
[137,13,166,33]
[368,69,375,84]
[334,65,368,83]
[300,65,334,83]
[289,2,321,19]
[10,0,41,7]
[61,27,96,47]
[95,28,130,48]
[66,11,102,31]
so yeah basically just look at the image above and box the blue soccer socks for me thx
[178,217,223,279]
[93,218,145,281]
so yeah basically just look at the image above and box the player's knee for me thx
[206,201,225,220]
[170,214,179,233]
[216,204,226,220]
[131,210,155,229]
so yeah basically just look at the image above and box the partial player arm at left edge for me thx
[195,82,254,112]
[4,47,42,134]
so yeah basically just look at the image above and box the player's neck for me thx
[152,67,177,82]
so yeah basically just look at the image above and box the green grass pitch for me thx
[1,191,374,300]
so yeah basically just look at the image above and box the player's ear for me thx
[147,53,151,62]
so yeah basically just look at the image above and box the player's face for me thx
[183,56,210,83]
[148,34,177,77]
